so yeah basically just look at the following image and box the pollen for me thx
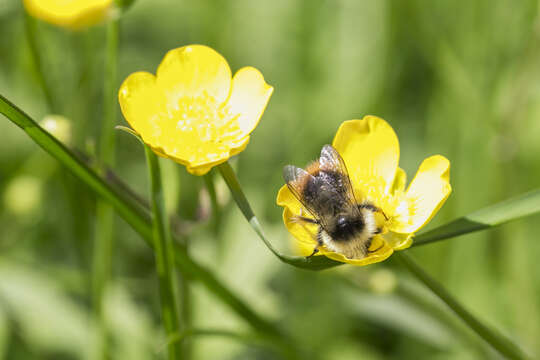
[149,92,243,164]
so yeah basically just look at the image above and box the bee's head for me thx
[337,215,349,229]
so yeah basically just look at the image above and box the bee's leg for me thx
[307,228,324,258]
[366,237,384,253]
[307,247,319,258]
[359,203,388,220]
[292,208,318,224]
[367,243,384,253]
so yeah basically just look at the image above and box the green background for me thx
[1,0,539,358]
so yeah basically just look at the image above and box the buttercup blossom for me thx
[23,0,115,30]
[277,116,451,266]
[119,45,273,175]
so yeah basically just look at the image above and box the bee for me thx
[283,144,386,259]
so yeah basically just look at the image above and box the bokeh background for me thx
[1,0,540,359]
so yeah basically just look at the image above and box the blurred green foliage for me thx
[1,0,540,358]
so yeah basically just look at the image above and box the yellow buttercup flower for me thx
[277,116,451,266]
[23,0,115,30]
[118,45,273,176]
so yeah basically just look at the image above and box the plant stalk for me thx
[395,252,529,359]
[24,14,55,112]
[145,148,182,359]
[91,19,119,359]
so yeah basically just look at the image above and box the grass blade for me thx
[0,93,287,349]
[414,189,540,246]
[395,252,529,359]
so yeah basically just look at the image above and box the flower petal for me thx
[226,67,274,137]
[322,238,393,266]
[332,116,399,200]
[118,71,162,146]
[382,232,412,250]
[276,185,320,248]
[23,0,113,29]
[156,45,232,107]
[391,167,407,195]
[390,155,451,234]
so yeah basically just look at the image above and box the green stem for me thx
[0,93,288,355]
[217,161,341,270]
[145,148,182,359]
[203,171,220,234]
[92,19,119,358]
[395,252,529,359]
[24,14,55,112]
[162,328,273,354]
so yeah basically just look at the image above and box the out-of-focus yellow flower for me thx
[119,45,273,176]
[277,116,451,266]
[23,0,115,30]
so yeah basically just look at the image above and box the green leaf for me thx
[0,94,284,344]
[413,188,540,246]
[218,162,342,271]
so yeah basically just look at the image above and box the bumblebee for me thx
[283,145,386,259]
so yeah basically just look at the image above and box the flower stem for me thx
[24,14,55,112]
[394,252,529,359]
[217,161,341,270]
[203,171,220,234]
[92,19,119,358]
[145,147,182,359]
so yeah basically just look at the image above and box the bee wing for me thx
[282,165,331,229]
[319,144,360,213]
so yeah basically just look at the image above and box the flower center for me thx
[173,91,241,143]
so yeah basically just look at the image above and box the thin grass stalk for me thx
[395,252,529,359]
[91,19,119,358]
[145,148,182,359]
[24,14,55,112]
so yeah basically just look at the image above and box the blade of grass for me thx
[395,252,530,359]
[160,328,276,355]
[24,13,55,112]
[0,94,293,356]
[145,148,182,359]
[92,19,119,359]
[413,189,540,246]
[217,161,342,271]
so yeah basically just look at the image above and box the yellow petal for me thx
[332,116,399,200]
[322,238,394,266]
[226,67,274,136]
[390,155,451,234]
[382,232,412,250]
[276,185,320,248]
[23,0,113,29]
[156,45,232,107]
[391,167,407,194]
[118,71,162,147]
